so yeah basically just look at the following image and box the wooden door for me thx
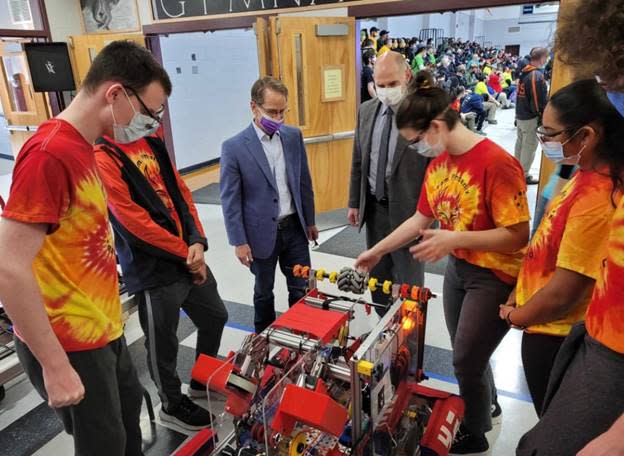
[0,40,50,127]
[68,33,145,89]
[265,16,356,213]
[0,40,51,158]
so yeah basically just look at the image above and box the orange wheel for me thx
[302,266,311,279]
[411,286,420,301]
[293,264,303,277]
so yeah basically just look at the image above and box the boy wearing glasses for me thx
[94,58,227,431]
[0,41,171,456]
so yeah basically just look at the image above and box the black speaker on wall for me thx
[24,42,76,93]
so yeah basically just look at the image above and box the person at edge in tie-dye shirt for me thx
[516,1,624,455]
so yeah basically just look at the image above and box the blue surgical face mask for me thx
[540,129,584,164]
[606,91,624,118]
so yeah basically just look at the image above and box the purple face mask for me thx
[259,112,284,136]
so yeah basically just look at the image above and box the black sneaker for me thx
[450,425,489,455]
[488,120,498,125]
[188,379,207,399]
[491,400,502,426]
[159,395,214,431]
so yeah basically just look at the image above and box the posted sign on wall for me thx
[152,0,357,20]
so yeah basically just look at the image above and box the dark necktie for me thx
[375,107,393,201]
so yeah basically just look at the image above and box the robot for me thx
[174,266,464,456]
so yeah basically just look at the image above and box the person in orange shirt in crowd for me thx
[356,72,530,455]
[498,79,622,416]
[515,1,624,455]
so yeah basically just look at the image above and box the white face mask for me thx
[540,129,584,165]
[110,89,160,144]
[410,136,445,158]
[376,85,405,107]
[542,141,585,165]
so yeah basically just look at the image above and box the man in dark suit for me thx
[220,77,318,333]
[348,51,428,313]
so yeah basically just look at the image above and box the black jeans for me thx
[443,256,512,435]
[136,267,228,411]
[364,196,424,315]
[521,331,565,416]
[250,220,310,333]
[16,336,143,456]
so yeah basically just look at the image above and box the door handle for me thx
[303,131,354,145]
[6,125,38,132]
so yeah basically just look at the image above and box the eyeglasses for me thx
[124,86,165,124]
[407,134,425,149]
[259,104,289,118]
[535,126,576,143]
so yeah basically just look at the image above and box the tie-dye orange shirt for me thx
[516,170,618,336]
[2,119,123,352]
[417,139,529,282]
[586,197,624,354]
[110,137,183,237]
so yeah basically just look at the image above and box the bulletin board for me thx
[160,29,260,170]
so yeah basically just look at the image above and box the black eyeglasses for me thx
[124,86,165,124]
[407,134,425,149]
[535,126,576,142]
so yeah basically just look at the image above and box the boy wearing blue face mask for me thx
[0,40,173,456]
[94,88,228,430]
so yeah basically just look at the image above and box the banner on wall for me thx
[152,0,358,20]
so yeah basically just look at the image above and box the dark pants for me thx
[136,267,227,411]
[443,256,512,435]
[475,110,486,131]
[365,197,425,315]
[250,218,310,333]
[521,331,565,416]
[517,324,624,455]
[16,336,143,456]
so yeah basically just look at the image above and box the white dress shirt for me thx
[252,122,295,219]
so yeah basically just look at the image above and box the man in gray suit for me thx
[348,51,428,313]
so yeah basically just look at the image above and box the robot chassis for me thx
[175,266,464,456]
